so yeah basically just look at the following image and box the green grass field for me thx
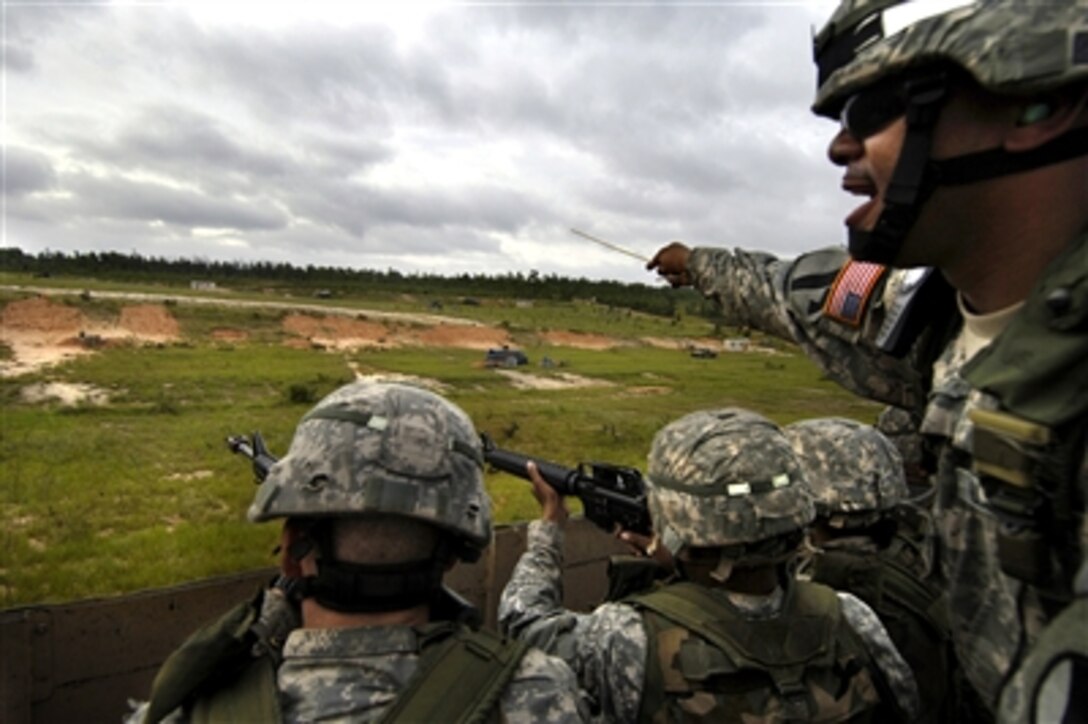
[0,283,880,607]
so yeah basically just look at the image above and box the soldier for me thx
[499,407,920,722]
[647,0,1088,716]
[786,417,953,723]
[129,381,587,723]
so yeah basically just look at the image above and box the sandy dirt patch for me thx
[620,385,672,396]
[283,313,392,349]
[494,369,615,391]
[21,381,112,406]
[118,305,180,339]
[538,331,629,350]
[641,336,726,351]
[283,314,512,352]
[211,328,249,342]
[410,324,511,350]
[348,364,452,394]
[0,297,184,376]
[165,470,215,482]
[1,297,93,375]
[1,296,86,333]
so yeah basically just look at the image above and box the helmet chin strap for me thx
[848,76,1088,266]
[848,72,949,264]
[289,524,453,614]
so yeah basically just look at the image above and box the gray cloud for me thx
[4,4,850,284]
[63,172,288,230]
[4,146,57,197]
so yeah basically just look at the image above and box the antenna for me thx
[570,228,649,262]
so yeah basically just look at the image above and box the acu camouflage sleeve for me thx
[838,592,921,720]
[500,647,591,723]
[498,520,647,722]
[688,246,926,410]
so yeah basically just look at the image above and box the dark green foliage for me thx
[287,383,317,405]
[0,247,717,320]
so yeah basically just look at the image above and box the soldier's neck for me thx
[721,566,778,595]
[301,599,431,628]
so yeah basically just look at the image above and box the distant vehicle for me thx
[485,347,528,367]
[313,289,333,299]
[689,347,718,359]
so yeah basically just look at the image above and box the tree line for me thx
[0,247,722,321]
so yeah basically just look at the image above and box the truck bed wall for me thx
[0,518,627,724]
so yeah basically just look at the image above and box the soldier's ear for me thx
[1005,87,1088,152]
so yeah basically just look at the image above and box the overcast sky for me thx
[4,1,852,284]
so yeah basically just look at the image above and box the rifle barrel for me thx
[482,444,580,496]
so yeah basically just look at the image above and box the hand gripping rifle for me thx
[226,432,278,482]
[480,433,653,536]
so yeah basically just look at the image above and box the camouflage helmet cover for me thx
[784,418,907,522]
[812,0,1088,117]
[248,381,491,558]
[646,408,815,549]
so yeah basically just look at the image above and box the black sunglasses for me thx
[840,79,909,140]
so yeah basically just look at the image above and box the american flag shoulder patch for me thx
[822,260,887,327]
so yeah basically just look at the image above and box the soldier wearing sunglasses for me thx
[648,2,1088,722]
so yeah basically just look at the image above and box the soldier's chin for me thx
[845,198,879,230]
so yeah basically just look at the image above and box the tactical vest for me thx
[962,230,1088,603]
[809,547,952,724]
[627,581,883,723]
[142,592,528,724]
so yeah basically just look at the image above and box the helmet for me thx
[813,0,1088,118]
[811,0,1088,264]
[785,418,907,526]
[646,408,814,550]
[248,381,491,562]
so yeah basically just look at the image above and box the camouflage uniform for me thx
[133,382,587,724]
[681,2,1088,714]
[277,625,585,723]
[687,239,1088,711]
[500,408,920,722]
[787,418,953,723]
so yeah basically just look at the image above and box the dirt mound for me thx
[118,305,179,338]
[211,328,248,342]
[0,298,185,377]
[412,324,511,350]
[1,296,85,333]
[283,314,512,352]
[283,313,391,348]
[539,331,627,350]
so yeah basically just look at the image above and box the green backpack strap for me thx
[630,581,838,666]
[190,657,282,724]
[144,594,264,723]
[880,556,950,640]
[378,625,530,724]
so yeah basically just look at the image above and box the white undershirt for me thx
[954,293,1025,363]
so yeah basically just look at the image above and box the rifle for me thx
[480,433,653,536]
[226,432,278,482]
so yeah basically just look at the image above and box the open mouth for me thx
[842,175,878,228]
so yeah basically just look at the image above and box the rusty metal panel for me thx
[1,609,33,724]
[0,569,274,724]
